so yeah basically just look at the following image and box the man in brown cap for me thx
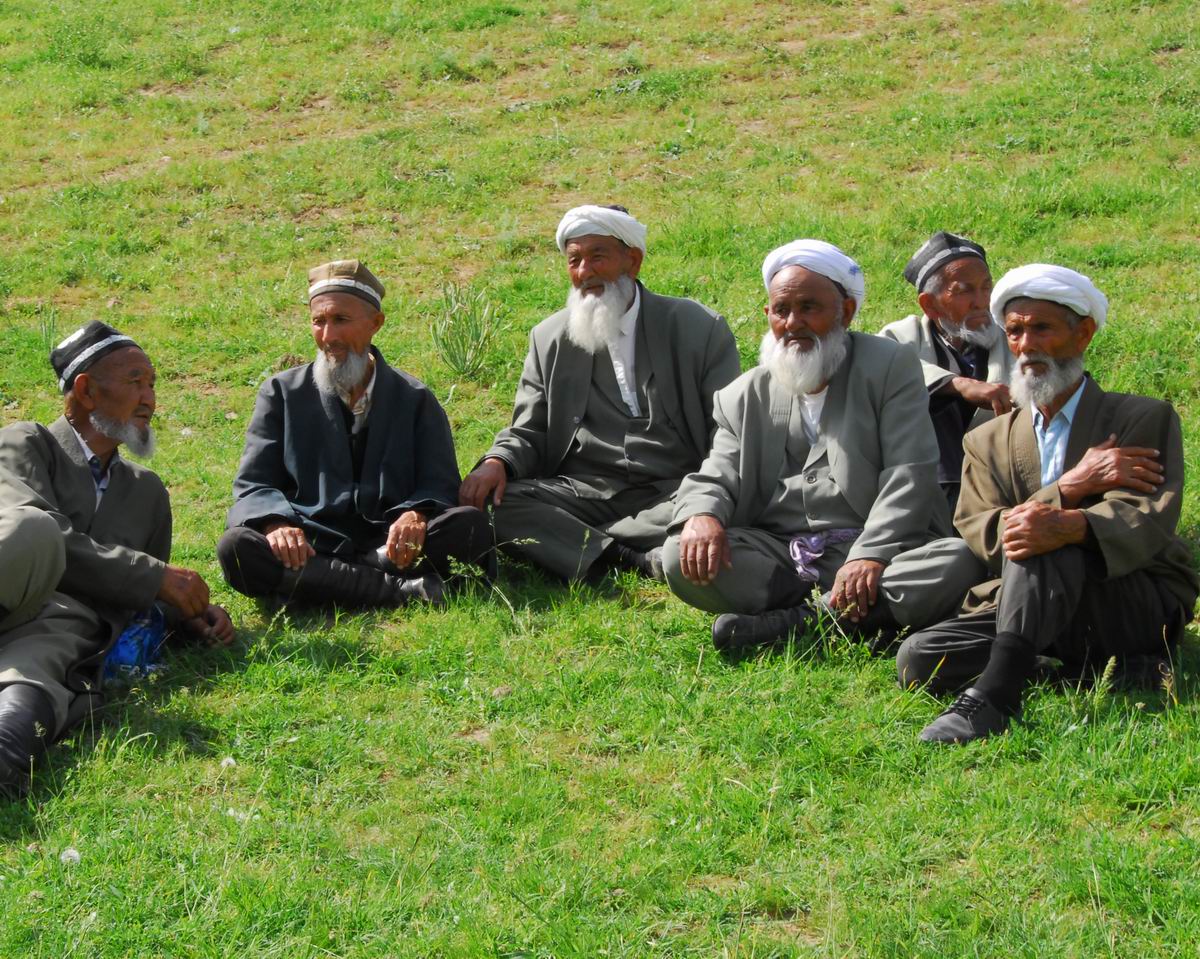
[219,260,494,608]
[0,321,233,797]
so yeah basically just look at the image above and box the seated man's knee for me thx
[16,508,66,582]
[217,526,279,596]
[896,633,940,690]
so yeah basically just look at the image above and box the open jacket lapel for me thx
[1063,375,1103,470]
[547,334,592,470]
[49,416,98,531]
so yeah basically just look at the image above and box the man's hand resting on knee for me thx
[263,522,315,571]
[829,558,885,623]
[1001,501,1088,561]
[678,515,732,586]
[459,457,508,510]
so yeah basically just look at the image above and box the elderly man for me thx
[459,205,740,582]
[219,260,493,608]
[898,264,1199,744]
[664,240,984,651]
[877,232,1014,510]
[0,322,233,796]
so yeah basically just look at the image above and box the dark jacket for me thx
[226,348,460,557]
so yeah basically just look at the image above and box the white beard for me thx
[759,325,849,396]
[313,347,372,397]
[565,274,635,354]
[1009,352,1085,410]
[90,411,156,460]
[940,315,1001,349]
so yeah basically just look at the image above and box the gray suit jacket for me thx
[484,283,740,480]
[0,417,172,718]
[957,376,1199,614]
[672,332,952,564]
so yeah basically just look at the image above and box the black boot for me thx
[711,605,813,654]
[279,554,445,609]
[0,684,56,799]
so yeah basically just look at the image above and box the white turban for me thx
[991,263,1108,330]
[555,205,648,254]
[761,239,866,318]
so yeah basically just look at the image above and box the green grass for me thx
[1,0,1199,954]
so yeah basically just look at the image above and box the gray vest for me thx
[559,323,684,496]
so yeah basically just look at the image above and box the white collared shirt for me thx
[70,425,111,506]
[337,358,377,435]
[607,286,642,417]
[1032,378,1087,486]
[799,388,827,443]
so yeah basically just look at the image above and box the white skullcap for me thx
[991,263,1108,330]
[761,239,866,318]
[555,205,648,254]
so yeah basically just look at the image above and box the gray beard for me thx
[565,274,635,355]
[941,316,1000,349]
[313,347,372,397]
[1009,353,1085,410]
[89,411,156,460]
[759,325,849,396]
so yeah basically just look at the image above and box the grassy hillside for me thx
[1,0,1198,955]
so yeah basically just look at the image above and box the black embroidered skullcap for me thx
[51,320,141,393]
[903,231,987,292]
[308,259,385,310]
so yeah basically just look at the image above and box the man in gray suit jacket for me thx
[460,205,740,582]
[665,241,984,652]
[899,264,1199,744]
[0,322,232,796]
[877,232,1014,510]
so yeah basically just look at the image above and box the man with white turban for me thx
[899,263,1198,744]
[877,231,1014,510]
[664,240,984,651]
[460,205,740,581]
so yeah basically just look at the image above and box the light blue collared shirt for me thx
[1032,378,1087,486]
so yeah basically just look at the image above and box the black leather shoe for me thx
[613,545,666,582]
[394,570,446,608]
[712,605,812,654]
[919,687,1014,745]
[0,684,56,798]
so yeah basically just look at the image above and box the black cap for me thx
[904,231,987,292]
[51,320,140,393]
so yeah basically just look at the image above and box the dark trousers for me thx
[218,506,495,599]
[897,546,1183,692]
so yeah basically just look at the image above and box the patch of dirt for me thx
[455,725,492,746]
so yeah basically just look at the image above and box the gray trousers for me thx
[0,507,102,734]
[896,546,1183,692]
[493,478,676,581]
[663,530,984,630]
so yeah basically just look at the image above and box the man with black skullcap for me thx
[0,321,233,796]
[459,205,740,582]
[219,260,494,608]
[878,232,1013,510]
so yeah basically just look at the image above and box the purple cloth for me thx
[789,528,862,582]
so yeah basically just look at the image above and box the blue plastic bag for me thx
[103,606,167,682]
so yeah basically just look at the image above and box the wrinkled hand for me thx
[1057,434,1164,507]
[1001,501,1089,561]
[829,559,885,623]
[459,457,508,509]
[264,523,315,571]
[183,604,235,647]
[678,514,732,586]
[386,510,428,570]
[157,565,211,619]
[954,377,1012,416]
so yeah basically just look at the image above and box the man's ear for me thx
[70,372,97,411]
[841,296,857,329]
[626,246,645,279]
[917,290,939,320]
[1073,315,1097,353]
[372,310,385,336]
